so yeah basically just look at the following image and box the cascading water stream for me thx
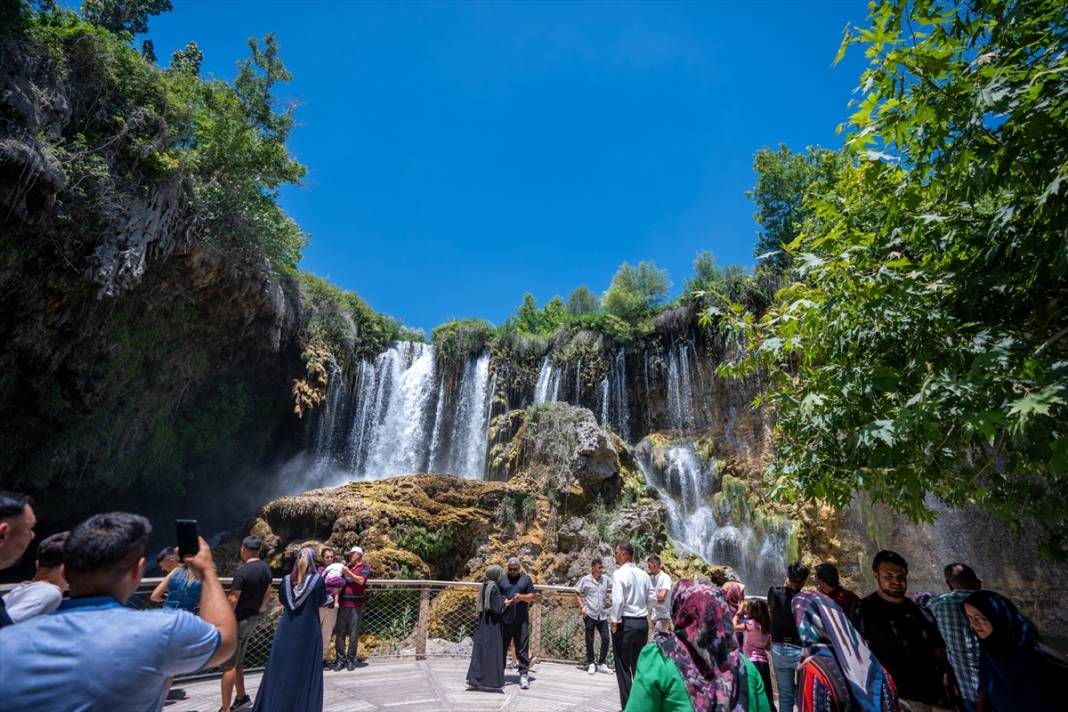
[313,341,495,481]
[637,439,791,594]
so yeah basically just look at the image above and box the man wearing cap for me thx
[334,545,371,671]
[498,556,536,690]
[814,562,860,617]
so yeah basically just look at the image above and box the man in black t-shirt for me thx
[497,556,536,690]
[767,560,808,712]
[851,550,954,712]
[220,535,273,712]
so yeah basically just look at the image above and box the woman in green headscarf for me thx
[466,564,506,691]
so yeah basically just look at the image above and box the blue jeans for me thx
[771,642,801,712]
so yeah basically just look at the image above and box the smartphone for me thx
[176,519,199,560]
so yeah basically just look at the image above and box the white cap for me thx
[348,546,363,556]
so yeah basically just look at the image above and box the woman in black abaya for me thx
[466,564,506,691]
[253,547,326,712]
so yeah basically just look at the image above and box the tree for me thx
[81,0,172,35]
[541,295,567,332]
[514,293,541,334]
[748,145,845,275]
[169,41,203,75]
[566,285,600,315]
[602,261,670,320]
[720,0,1068,558]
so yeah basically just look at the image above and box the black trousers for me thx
[501,621,530,675]
[584,615,610,665]
[612,617,648,709]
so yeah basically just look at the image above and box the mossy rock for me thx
[428,586,479,640]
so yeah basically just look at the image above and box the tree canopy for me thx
[719,0,1068,558]
[602,261,671,320]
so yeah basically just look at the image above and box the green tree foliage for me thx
[566,285,600,315]
[602,261,671,320]
[684,251,754,306]
[748,144,846,276]
[514,292,542,334]
[169,40,202,75]
[81,0,171,35]
[541,295,567,332]
[297,273,408,361]
[721,0,1068,558]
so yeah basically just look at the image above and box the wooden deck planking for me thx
[165,659,621,712]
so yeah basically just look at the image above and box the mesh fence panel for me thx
[122,579,616,679]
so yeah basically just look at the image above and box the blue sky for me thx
[147,1,869,332]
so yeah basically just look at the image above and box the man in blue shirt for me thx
[0,512,237,711]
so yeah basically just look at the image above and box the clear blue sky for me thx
[147,1,869,332]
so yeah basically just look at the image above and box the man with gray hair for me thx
[498,556,536,689]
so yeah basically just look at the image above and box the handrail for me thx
[1,577,580,594]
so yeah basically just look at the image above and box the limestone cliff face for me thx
[0,31,305,529]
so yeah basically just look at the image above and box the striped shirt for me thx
[929,590,980,706]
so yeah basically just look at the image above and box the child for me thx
[735,597,776,712]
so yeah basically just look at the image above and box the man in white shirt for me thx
[647,554,672,635]
[2,531,67,623]
[574,557,612,675]
[609,541,653,710]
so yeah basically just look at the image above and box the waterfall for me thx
[534,356,552,405]
[449,349,492,478]
[611,348,630,441]
[313,357,346,460]
[666,342,696,431]
[426,375,447,473]
[637,439,791,594]
[361,342,438,476]
[311,341,495,481]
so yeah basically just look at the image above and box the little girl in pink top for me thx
[735,597,777,711]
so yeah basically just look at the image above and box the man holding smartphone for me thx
[0,512,236,710]
[220,535,272,712]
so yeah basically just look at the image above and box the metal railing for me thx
[3,578,608,678]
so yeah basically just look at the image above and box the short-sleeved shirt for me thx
[929,590,981,706]
[231,559,272,621]
[2,580,63,623]
[767,586,802,645]
[497,572,535,625]
[339,562,371,608]
[651,571,672,620]
[576,573,612,621]
[852,593,946,703]
[0,595,220,711]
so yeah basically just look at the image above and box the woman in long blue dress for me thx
[466,564,505,691]
[253,547,326,712]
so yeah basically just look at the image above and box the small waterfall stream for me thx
[637,439,792,594]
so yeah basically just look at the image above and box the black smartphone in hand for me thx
[176,519,199,560]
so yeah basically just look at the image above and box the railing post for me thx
[529,595,542,661]
[415,584,430,660]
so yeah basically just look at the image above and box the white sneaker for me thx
[598,663,611,674]
[519,674,529,690]
[587,663,596,675]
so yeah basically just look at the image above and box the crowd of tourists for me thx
[1,489,1064,712]
[0,491,372,712]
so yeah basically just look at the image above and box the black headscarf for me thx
[963,590,1055,711]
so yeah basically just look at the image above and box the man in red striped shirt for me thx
[333,546,371,671]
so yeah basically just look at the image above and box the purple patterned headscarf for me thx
[655,579,747,712]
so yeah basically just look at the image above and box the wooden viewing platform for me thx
[164,658,622,712]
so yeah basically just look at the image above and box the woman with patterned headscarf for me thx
[962,590,1059,711]
[791,590,898,712]
[624,578,770,712]
[466,564,506,692]
[252,547,326,712]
